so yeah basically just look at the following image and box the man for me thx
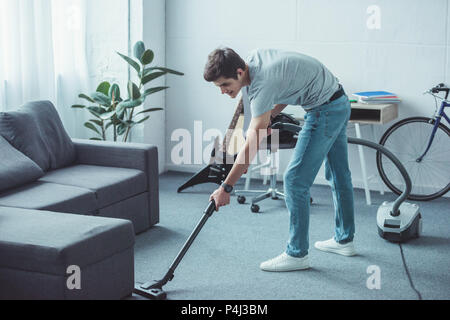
[204,48,356,272]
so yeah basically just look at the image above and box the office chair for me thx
[234,113,312,213]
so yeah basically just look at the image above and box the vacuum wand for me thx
[134,200,216,299]
[166,200,216,278]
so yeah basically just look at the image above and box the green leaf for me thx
[136,108,163,115]
[140,49,154,65]
[142,72,166,85]
[117,52,140,74]
[122,120,135,127]
[118,99,143,109]
[142,67,184,77]
[99,111,117,120]
[117,123,127,136]
[136,116,150,124]
[140,68,151,78]
[89,119,104,127]
[105,122,114,130]
[109,83,121,101]
[127,81,141,100]
[115,103,126,117]
[79,94,95,103]
[71,105,86,109]
[91,92,111,107]
[84,122,101,135]
[143,87,169,97]
[111,117,122,125]
[87,106,106,118]
[96,82,111,96]
[115,96,124,104]
[133,41,146,61]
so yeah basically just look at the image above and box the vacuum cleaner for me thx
[271,122,422,243]
[351,138,422,242]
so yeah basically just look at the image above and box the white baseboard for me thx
[165,164,450,199]
[164,163,377,191]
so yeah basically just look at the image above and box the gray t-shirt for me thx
[246,49,339,118]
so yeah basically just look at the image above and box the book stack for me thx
[353,91,401,104]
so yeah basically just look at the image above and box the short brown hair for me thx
[203,47,246,82]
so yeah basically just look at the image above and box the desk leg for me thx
[355,123,372,205]
[371,125,385,195]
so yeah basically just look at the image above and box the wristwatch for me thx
[221,183,234,193]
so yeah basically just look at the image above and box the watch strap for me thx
[221,183,233,193]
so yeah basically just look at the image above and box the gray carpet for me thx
[133,171,450,300]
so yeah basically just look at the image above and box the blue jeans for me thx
[284,95,355,258]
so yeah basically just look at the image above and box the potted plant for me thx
[72,41,184,142]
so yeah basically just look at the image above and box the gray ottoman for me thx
[0,207,135,300]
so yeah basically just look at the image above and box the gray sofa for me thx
[0,101,160,299]
[0,207,135,300]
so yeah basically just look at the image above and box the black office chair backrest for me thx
[267,113,300,149]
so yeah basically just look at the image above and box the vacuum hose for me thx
[271,122,412,217]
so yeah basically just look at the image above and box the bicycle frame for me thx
[417,99,450,162]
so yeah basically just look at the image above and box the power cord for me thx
[399,243,423,300]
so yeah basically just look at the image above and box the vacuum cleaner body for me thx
[377,201,422,243]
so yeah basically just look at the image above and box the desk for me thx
[349,103,398,125]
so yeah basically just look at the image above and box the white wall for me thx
[164,0,450,190]
[84,0,129,142]
[86,0,129,104]
[142,0,167,174]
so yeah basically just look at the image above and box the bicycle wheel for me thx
[376,117,450,201]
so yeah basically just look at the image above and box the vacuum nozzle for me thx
[134,281,168,300]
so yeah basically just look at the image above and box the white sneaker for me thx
[260,253,310,272]
[314,238,356,256]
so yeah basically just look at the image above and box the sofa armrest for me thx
[72,139,159,227]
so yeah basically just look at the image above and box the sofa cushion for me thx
[0,206,134,276]
[99,192,150,234]
[0,182,97,215]
[0,100,76,171]
[0,135,44,192]
[39,165,148,208]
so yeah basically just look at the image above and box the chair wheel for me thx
[251,204,260,213]
[237,196,246,204]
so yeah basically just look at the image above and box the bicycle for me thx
[376,83,450,201]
